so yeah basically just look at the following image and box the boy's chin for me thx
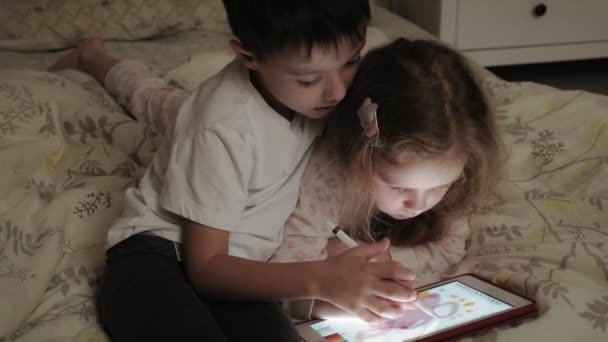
[301,107,336,119]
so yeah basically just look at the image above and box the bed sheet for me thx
[0,5,606,342]
[445,78,608,341]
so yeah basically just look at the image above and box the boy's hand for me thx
[319,238,417,323]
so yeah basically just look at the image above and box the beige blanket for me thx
[0,4,606,341]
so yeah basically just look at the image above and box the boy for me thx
[51,1,416,341]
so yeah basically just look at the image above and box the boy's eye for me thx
[392,187,408,193]
[346,55,362,66]
[297,78,320,88]
[297,80,314,88]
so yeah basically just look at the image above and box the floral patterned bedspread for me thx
[451,78,608,341]
[1,7,607,342]
[0,69,156,342]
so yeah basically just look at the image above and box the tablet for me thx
[297,273,537,342]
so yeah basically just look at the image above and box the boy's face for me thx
[245,38,364,119]
[371,146,465,221]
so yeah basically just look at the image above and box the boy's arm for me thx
[311,300,352,320]
[285,299,354,320]
[183,221,325,301]
[302,239,390,319]
[182,221,417,324]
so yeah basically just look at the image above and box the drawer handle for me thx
[532,4,548,17]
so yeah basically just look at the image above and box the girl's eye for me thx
[392,185,449,193]
[434,185,450,192]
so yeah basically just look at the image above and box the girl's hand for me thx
[325,237,350,257]
[319,238,417,323]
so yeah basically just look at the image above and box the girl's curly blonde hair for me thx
[327,38,502,246]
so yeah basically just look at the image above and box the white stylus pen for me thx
[327,220,439,320]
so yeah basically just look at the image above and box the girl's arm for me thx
[390,219,470,274]
[270,142,345,264]
[105,61,186,135]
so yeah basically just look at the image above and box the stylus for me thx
[330,224,359,248]
[328,220,440,320]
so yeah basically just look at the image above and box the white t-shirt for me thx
[107,58,324,261]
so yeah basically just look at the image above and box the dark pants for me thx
[97,234,301,342]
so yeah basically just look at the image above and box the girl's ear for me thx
[230,39,259,70]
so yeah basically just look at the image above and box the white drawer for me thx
[455,0,608,50]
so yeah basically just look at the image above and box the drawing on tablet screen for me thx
[355,290,462,340]
[311,281,512,342]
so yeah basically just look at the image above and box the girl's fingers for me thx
[326,237,349,257]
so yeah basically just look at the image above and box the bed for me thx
[1,1,606,341]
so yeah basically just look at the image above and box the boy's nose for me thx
[323,73,348,103]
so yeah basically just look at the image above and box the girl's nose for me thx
[403,191,428,211]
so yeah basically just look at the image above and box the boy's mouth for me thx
[314,105,336,113]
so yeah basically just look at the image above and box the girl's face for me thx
[371,146,464,220]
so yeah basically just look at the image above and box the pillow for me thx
[163,25,390,92]
[0,0,229,51]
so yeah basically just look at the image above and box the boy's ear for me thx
[230,39,259,69]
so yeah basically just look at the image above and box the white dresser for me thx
[391,0,608,66]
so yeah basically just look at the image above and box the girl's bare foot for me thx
[48,37,105,73]
[48,37,119,85]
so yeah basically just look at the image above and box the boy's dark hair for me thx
[222,0,370,59]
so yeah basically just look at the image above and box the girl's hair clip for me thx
[357,97,383,147]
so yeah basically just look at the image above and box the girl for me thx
[272,37,502,321]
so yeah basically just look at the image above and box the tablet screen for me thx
[308,280,513,342]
